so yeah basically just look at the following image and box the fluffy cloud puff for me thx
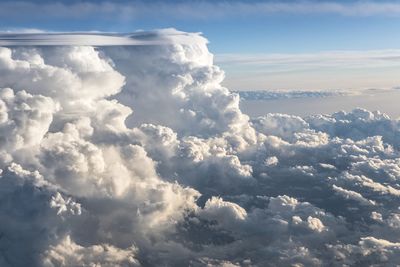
[0,29,400,266]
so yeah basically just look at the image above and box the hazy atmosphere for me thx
[0,1,400,266]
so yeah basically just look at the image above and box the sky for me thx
[1,0,400,90]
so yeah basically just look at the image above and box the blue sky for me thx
[1,0,400,90]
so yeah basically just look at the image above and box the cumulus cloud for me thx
[1,29,400,266]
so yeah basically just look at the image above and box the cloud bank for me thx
[1,29,400,266]
[237,90,353,101]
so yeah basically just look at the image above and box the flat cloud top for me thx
[0,28,207,46]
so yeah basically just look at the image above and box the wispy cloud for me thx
[216,49,400,91]
[1,1,400,23]
[216,49,400,73]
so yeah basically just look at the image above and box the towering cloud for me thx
[0,29,399,266]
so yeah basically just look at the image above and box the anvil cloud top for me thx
[0,29,206,46]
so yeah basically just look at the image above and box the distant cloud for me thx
[216,50,400,91]
[236,89,354,100]
[216,50,400,71]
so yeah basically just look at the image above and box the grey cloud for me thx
[237,90,353,101]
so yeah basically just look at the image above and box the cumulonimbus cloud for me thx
[0,29,400,266]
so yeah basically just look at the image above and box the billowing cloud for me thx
[1,29,400,266]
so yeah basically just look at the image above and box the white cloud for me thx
[42,235,141,267]
[0,29,208,46]
[1,29,400,266]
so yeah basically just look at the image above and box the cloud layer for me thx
[0,29,206,46]
[3,1,400,22]
[237,90,353,100]
[1,29,400,266]
[218,50,400,91]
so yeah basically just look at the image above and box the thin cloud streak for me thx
[217,50,400,91]
[216,49,400,72]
